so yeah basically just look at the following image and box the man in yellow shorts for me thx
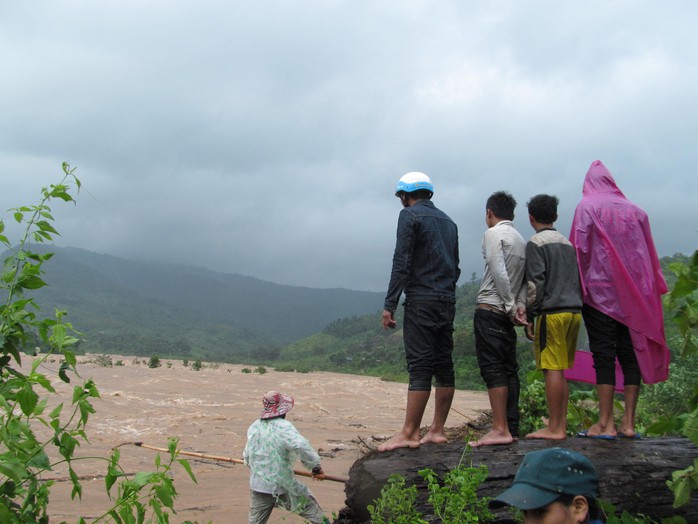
[524,194,583,440]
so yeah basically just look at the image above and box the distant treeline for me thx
[22,247,690,389]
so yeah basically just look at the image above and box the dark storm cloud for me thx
[1,1,696,292]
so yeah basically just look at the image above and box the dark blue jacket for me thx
[384,200,460,311]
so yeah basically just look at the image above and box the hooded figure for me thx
[243,391,328,524]
[568,160,669,385]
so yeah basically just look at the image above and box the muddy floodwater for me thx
[30,355,489,524]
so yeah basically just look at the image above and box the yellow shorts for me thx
[534,312,582,371]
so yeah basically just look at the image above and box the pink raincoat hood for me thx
[568,160,669,384]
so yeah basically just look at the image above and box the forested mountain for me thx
[15,245,690,378]
[18,246,383,362]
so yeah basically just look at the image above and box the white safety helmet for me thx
[395,172,434,196]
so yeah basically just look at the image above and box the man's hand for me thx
[382,310,397,330]
[513,306,527,326]
[311,465,324,480]
[525,321,535,341]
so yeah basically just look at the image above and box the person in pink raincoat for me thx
[569,160,670,439]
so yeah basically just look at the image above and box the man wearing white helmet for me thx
[380,172,461,452]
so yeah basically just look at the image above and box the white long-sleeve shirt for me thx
[476,220,527,320]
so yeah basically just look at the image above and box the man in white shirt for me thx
[470,191,527,447]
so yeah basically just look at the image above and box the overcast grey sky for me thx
[2,1,697,292]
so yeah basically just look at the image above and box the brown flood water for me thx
[30,355,489,523]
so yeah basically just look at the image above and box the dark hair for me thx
[397,188,433,201]
[527,194,559,224]
[486,191,516,220]
[555,495,601,523]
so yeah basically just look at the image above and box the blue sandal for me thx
[576,429,617,440]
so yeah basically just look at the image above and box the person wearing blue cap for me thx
[492,447,603,523]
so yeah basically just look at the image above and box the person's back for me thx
[245,417,307,496]
[243,391,328,524]
[476,221,527,315]
[470,191,527,447]
[524,194,583,441]
[570,160,669,440]
[380,172,460,452]
[386,199,459,305]
[572,161,667,324]
[570,160,669,385]
[526,228,582,316]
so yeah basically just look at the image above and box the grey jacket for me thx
[525,228,583,318]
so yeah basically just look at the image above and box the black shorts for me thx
[403,299,456,391]
[473,309,518,388]
[473,308,521,436]
[582,304,641,386]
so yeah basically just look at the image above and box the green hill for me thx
[19,246,383,362]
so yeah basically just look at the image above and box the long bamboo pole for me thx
[119,442,348,484]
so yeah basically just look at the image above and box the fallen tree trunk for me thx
[336,437,698,523]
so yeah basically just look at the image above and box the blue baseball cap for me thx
[491,447,599,510]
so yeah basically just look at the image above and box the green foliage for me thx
[324,314,379,338]
[148,355,162,369]
[518,371,547,436]
[367,474,427,524]
[241,367,252,373]
[666,458,698,511]
[419,462,493,523]
[660,251,698,509]
[254,366,267,374]
[518,371,597,437]
[273,364,298,372]
[95,354,114,367]
[639,357,698,436]
[0,165,199,523]
[1,163,85,523]
[192,359,202,371]
[101,437,197,523]
[368,448,494,524]
[664,250,698,357]
[599,499,687,524]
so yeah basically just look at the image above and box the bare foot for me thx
[377,433,421,452]
[468,429,513,448]
[618,427,639,438]
[420,431,448,445]
[525,427,566,440]
[583,423,617,438]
